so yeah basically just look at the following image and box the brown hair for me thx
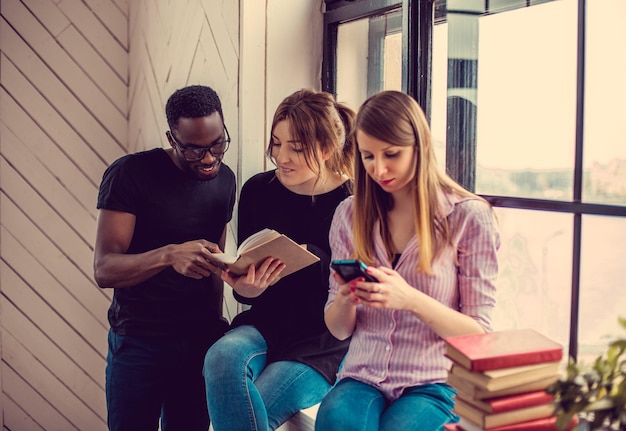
[352,91,485,273]
[267,89,356,184]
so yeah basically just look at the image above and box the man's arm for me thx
[93,209,222,288]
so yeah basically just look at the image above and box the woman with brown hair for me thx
[203,89,355,431]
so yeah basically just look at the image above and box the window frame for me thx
[322,0,626,361]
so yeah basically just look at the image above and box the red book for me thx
[456,414,578,431]
[444,329,563,372]
[456,390,554,414]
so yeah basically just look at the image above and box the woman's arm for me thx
[324,198,360,340]
[323,273,358,340]
[347,200,500,339]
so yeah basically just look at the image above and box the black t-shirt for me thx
[97,148,236,337]
[231,170,352,383]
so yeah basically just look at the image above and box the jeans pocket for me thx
[108,329,125,355]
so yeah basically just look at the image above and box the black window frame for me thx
[322,0,626,361]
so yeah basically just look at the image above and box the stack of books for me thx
[443,329,578,431]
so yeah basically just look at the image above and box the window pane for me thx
[383,32,402,91]
[583,0,626,206]
[578,215,626,364]
[475,1,578,198]
[492,207,572,352]
[432,21,448,172]
[336,9,402,110]
[337,18,369,109]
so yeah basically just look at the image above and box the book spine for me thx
[457,414,578,431]
[486,391,554,413]
[470,350,562,372]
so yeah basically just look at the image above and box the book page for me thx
[227,234,319,278]
[237,228,280,254]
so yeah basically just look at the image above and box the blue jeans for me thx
[105,329,213,431]
[315,378,458,431]
[203,325,331,431]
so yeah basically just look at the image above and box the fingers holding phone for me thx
[330,259,382,304]
[331,259,378,283]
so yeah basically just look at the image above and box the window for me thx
[324,0,626,362]
[332,5,402,109]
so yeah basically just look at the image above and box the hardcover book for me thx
[444,329,563,372]
[455,414,578,431]
[449,361,561,392]
[453,398,555,429]
[206,228,319,280]
[447,373,560,400]
[455,390,554,414]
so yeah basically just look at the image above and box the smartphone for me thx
[330,259,378,282]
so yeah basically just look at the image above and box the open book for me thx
[207,228,320,280]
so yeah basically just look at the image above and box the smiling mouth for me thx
[198,162,219,173]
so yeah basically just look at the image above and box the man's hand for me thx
[169,239,224,279]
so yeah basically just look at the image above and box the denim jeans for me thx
[203,325,331,431]
[105,329,213,431]
[315,377,459,431]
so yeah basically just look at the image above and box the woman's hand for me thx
[348,266,419,310]
[221,256,286,298]
[351,266,486,338]
[332,272,362,309]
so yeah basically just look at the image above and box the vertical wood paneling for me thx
[3,332,104,430]
[1,86,100,213]
[0,158,101,285]
[2,124,97,244]
[82,0,128,49]
[1,232,107,358]
[0,1,306,428]
[1,261,106,391]
[2,299,106,419]
[0,18,125,165]
[1,0,127,428]
[1,364,79,431]
[2,397,45,431]
[0,0,242,427]
[57,25,127,113]
[1,190,110,324]
[57,0,127,80]
[2,0,127,152]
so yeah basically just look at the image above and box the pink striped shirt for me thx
[326,193,500,400]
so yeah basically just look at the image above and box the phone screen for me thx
[331,259,378,282]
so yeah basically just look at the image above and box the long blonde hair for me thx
[267,89,356,183]
[352,91,484,273]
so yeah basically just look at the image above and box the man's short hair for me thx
[165,85,223,130]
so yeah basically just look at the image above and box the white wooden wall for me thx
[1,0,128,428]
[0,0,321,429]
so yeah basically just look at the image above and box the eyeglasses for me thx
[169,125,231,161]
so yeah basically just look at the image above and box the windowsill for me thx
[278,404,319,431]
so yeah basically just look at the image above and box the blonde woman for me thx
[316,91,500,431]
